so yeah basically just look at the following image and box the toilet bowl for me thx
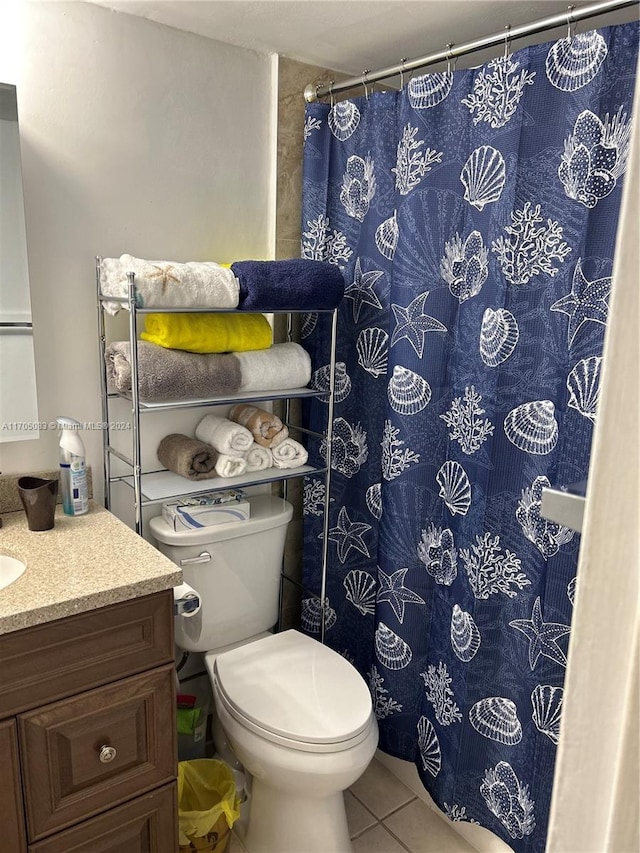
[206,630,378,853]
[150,496,378,852]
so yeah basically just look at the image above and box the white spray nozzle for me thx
[56,416,82,430]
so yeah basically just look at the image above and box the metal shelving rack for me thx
[96,257,338,642]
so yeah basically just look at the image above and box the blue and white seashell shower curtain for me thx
[300,21,638,853]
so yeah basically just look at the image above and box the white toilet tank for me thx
[149,495,293,653]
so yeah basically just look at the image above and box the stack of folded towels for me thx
[101,255,337,479]
[158,406,308,481]
[103,255,345,402]
[100,255,345,315]
[105,310,313,403]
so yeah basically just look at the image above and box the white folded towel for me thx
[215,454,248,479]
[100,254,240,315]
[195,415,253,458]
[271,438,308,469]
[243,444,273,472]
[236,342,312,391]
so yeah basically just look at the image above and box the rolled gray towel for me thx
[157,434,219,480]
[105,341,242,402]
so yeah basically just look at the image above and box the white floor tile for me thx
[350,759,416,819]
[345,789,378,838]
[352,823,410,853]
[384,799,477,853]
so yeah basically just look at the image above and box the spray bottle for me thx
[57,417,89,516]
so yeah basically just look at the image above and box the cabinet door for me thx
[28,783,177,853]
[0,719,27,853]
[19,665,176,841]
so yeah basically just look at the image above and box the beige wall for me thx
[275,57,346,629]
[0,2,275,491]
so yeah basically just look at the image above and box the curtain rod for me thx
[304,0,638,102]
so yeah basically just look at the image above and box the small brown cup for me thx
[18,476,59,531]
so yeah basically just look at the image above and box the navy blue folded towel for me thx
[231,259,345,311]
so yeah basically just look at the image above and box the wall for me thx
[0,1,276,494]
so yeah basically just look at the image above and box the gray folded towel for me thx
[105,341,242,402]
[157,434,219,480]
[105,341,311,402]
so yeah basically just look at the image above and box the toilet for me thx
[150,494,378,853]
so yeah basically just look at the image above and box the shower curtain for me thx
[300,21,638,853]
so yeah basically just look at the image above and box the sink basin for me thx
[0,554,26,590]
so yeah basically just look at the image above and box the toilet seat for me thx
[209,630,375,754]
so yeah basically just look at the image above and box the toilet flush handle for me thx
[179,551,211,566]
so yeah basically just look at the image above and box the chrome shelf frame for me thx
[96,257,338,643]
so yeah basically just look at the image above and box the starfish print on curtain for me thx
[550,259,611,347]
[325,506,372,564]
[509,597,572,669]
[390,291,447,357]
[344,257,384,322]
[377,567,425,623]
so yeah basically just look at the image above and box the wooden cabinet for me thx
[28,784,177,853]
[0,590,177,852]
[0,719,27,853]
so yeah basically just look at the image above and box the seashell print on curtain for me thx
[300,22,638,853]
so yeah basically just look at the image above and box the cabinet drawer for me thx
[0,719,27,853]
[19,665,176,841]
[0,590,173,718]
[28,782,177,853]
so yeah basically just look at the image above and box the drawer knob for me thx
[99,744,117,764]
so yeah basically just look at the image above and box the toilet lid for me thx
[213,630,373,745]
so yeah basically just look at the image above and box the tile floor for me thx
[229,758,477,853]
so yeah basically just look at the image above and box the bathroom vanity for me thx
[0,503,181,852]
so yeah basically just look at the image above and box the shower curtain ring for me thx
[446,43,456,76]
[328,80,335,109]
[503,24,512,61]
[399,58,408,89]
[362,69,370,99]
[566,5,576,39]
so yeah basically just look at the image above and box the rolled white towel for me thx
[195,415,253,458]
[271,438,308,469]
[243,444,273,472]
[215,454,248,479]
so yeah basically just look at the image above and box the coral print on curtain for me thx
[300,22,638,853]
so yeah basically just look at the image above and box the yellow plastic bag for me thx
[177,759,241,852]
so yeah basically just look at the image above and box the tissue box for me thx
[162,490,250,531]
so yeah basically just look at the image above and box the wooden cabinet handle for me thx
[99,744,117,764]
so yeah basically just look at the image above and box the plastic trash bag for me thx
[178,759,240,852]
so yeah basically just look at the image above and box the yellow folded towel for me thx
[141,312,272,354]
